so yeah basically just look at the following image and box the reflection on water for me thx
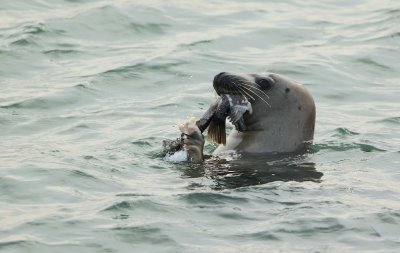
[179,152,322,190]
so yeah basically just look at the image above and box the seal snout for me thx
[213,72,228,95]
[213,72,243,96]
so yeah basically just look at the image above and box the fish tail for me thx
[207,117,226,145]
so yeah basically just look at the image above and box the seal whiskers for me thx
[240,84,271,108]
[240,81,270,99]
[232,81,256,101]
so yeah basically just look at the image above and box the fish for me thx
[163,94,252,156]
[199,94,252,145]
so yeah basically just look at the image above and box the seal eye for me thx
[255,77,273,91]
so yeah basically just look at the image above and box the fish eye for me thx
[255,77,273,91]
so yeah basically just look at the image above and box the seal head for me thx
[212,72,315,154]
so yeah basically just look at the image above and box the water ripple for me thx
[332,128,360,137]
[1,0,400,252]
[311,142,386,153]
[111,225,177,245]
[102,199,170,213]
[179,192,249,206]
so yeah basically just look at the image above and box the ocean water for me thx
[1,0,400,252]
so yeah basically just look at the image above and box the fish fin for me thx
[207,116,226,145]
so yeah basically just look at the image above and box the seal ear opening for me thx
[207,117,226,145]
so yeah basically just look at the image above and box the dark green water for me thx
[1,0,399,252]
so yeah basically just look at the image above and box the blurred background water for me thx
[0,0,399,252]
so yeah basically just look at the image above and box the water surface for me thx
[1,0,399,252]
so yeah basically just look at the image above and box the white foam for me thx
[215,150,241,161]
[164,150,188,163]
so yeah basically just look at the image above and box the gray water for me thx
[1,0,400,252]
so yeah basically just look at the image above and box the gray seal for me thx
[173,72,315,162]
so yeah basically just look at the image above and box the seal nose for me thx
[213,72,229,94]
[213,72,245,96]
[213,72,226,85]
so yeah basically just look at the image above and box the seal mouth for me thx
[213,72,249,96]
[192,72,255,145]
[213,72,272,107]
[195,72,272,145]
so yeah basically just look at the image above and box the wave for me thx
[310,142,386,153]
[0,84,97,110]
[111,225,176,245]
[99,61,186,78]
[43,49,82,56]
[178,192,249,205]
[102,199,168,213]
[70,169,97,180]
[4,22,64,48]
[375,117,400,125]
[331,128,360,137]
[356,57,392,70]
